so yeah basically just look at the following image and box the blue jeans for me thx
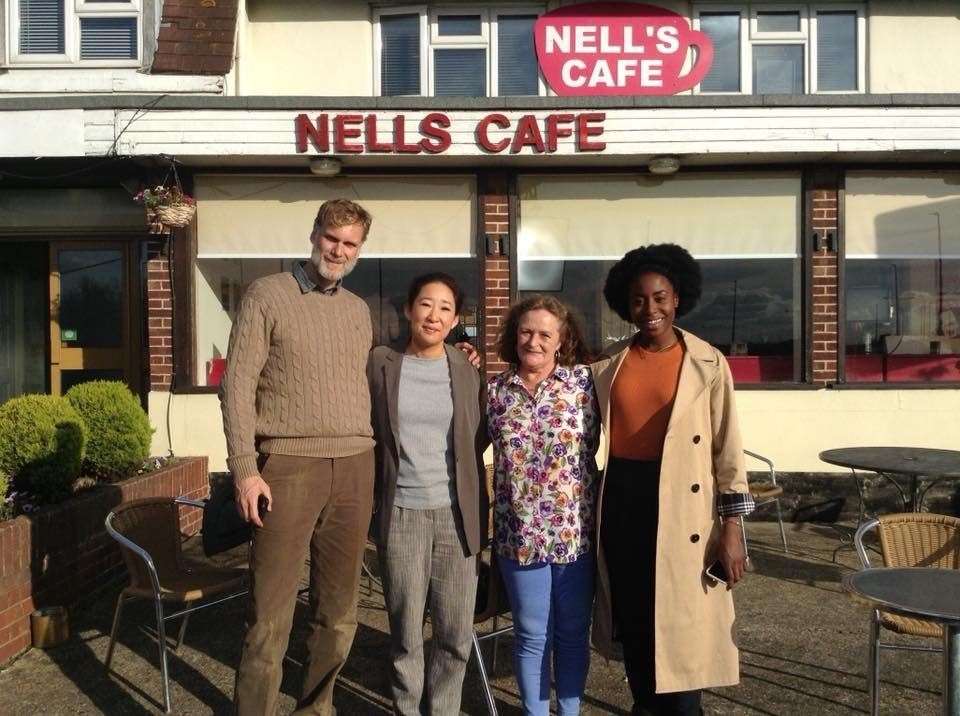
[499,552,595,716]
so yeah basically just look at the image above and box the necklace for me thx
[636,339,678,354]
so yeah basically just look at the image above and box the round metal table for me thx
[843,568,960,715]
[820,447,960,513]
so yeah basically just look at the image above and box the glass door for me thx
[0,243,48,403]
[49,243,132,395]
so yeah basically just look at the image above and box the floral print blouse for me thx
[486,365,600,565]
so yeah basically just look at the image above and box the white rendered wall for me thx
[149,389,960,475]
[239,0,373,96]
[869,2,960,92]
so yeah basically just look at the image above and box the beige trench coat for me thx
[590,327,749,694]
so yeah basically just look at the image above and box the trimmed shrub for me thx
[0,395,87,503]
[66,381,153,482]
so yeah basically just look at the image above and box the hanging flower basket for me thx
[134,185,196,233]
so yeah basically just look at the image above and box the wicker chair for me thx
[744,450,788,552]
[104,497,248,713]
[853,512,960,716]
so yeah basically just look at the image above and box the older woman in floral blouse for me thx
[486,295,599,716]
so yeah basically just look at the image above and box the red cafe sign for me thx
[535,2,714,95]
[295,112,606,155]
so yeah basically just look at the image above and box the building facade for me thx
[1,0,959,472]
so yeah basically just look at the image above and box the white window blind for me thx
[380,13,421,96]
[80,16,137,59]
[518,174,800,260]
[195,175,477,259]
[497,15,538,95]
[19,0,65,54]
[816,11,857,91]
[845,174,960,259]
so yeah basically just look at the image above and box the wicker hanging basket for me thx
[155,202,197,228]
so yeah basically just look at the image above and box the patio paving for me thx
[0,521,944,715]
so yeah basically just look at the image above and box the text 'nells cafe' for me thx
[294,113,608,155]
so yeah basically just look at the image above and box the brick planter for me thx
[0,456,210,665]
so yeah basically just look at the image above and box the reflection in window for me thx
[845,259,960,383]
[58,250,123,348]
[0,243,47,402]
[699,12,740,92]
[844,173,960,383]
[195,259,480,386]
[518,258,800,383]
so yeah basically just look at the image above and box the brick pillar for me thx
[482,194,510,378]
[146,239,174,390]
[810,184,840,384]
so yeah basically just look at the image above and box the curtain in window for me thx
[498,15,538,95]
[381,13,421,95]
[19,0,65,54]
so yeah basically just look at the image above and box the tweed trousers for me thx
[234,450,374,716]
[378,504,478,716]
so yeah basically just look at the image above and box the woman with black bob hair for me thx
[590,244,754,715]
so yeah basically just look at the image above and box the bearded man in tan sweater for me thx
[221,199,376,715]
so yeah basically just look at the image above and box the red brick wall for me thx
[0,457,209,665]
[152,0,239,75]
[146,239,174,391]
[482,194,510,378]
[811,187,840,384]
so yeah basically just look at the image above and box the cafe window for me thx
[693,4,864,94]
[193,175,479,387]
[8,0,141,66]
[375,6,544,97]
[517,173,802,383]
[843,173,960,383]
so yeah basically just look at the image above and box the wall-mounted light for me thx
[309,157,342,177]
[648,155,681,175]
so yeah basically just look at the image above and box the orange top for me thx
[608,340,684,461]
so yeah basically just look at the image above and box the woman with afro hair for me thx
[589,243,754,715]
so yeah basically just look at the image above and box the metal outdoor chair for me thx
[470,465,514,716]
[104,496,249,713]
[853,512,960,715]
[472,548,514,716]
[744,449,789,552]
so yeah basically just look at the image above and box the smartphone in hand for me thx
[704,559,729,586]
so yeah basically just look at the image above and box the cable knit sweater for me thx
[219,271,374,482]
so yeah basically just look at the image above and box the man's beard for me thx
[311,247,358,282]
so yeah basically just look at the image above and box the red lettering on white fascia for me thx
[294,113,451,154]
[475,112,605,154]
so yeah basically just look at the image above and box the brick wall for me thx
[482,194,510,377]
[0,457,209,665]
[146,239,174,391]
[811,186,840,384]
[152,0,239,75]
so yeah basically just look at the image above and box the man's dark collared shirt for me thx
[292,260,341,295]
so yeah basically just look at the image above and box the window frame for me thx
[373,5,429,97]
[374,4,547,98]
[490,7,547,97]
[692,2,865,95]
[7,0,142,68]
[809,4,866,94]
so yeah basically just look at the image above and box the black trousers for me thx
[601,457,703,716]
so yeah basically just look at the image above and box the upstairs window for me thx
[9,0,141,66]
[375,5,544,97]
[694,4,864,94]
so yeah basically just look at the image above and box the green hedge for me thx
[66,381,153,482]
[0,395,87,503]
